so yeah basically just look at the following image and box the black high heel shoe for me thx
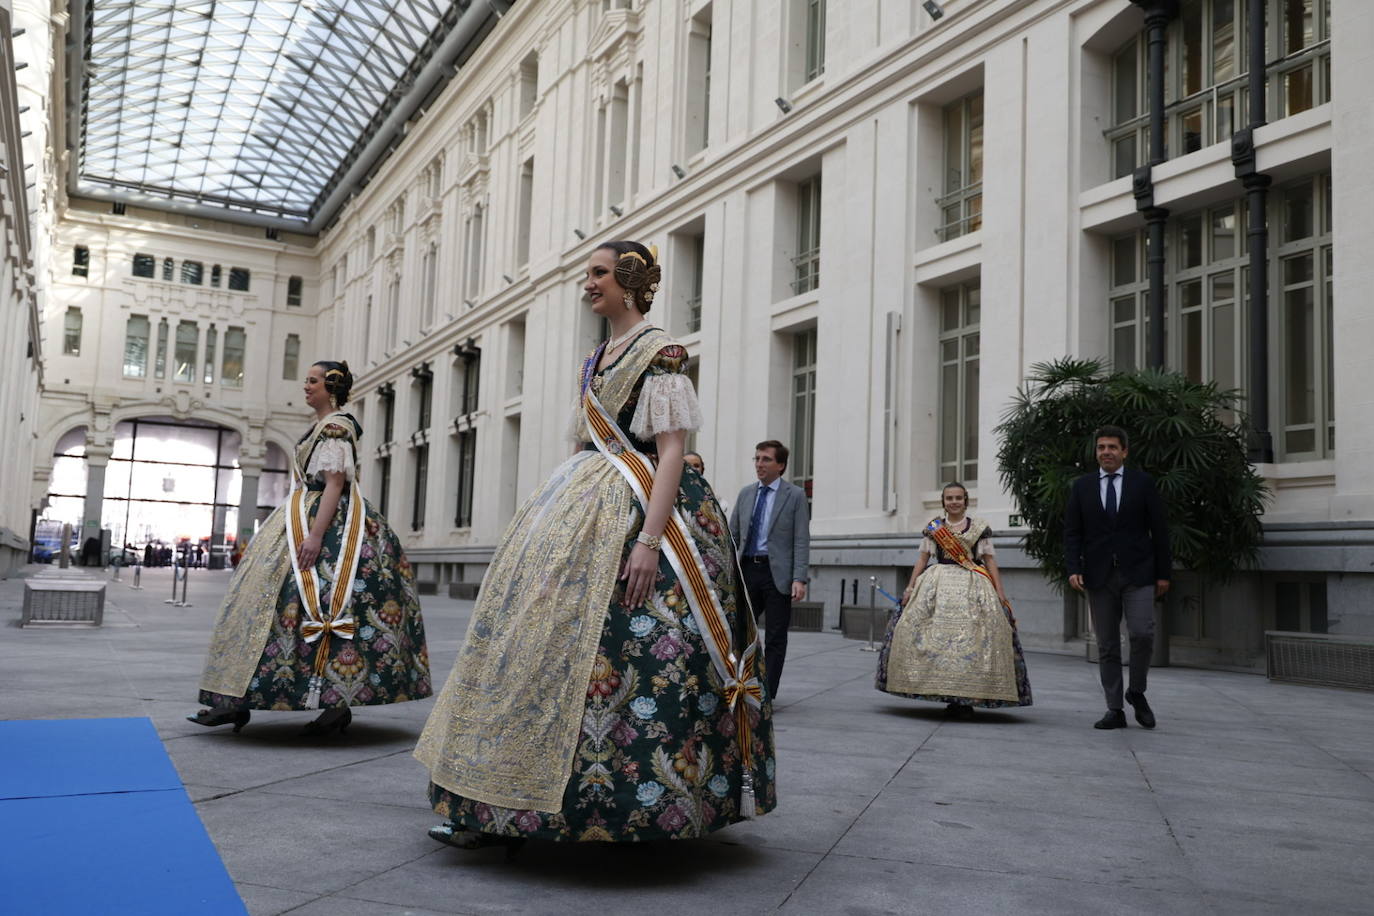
[428,822,525,859]
[300,707,351,737]
[186,707,251,733]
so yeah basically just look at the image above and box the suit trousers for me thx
[742,560,791,701]
[1087,568,1155,710]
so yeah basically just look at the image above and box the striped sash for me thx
[286,422,367,708]
[583,387,764,765]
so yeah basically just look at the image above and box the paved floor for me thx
[3,565,1372,915]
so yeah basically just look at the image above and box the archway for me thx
[40,417,289,567]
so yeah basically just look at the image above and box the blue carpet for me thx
[0,718,246,915]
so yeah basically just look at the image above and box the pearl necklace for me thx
[606,321,651,350]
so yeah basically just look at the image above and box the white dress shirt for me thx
[1098,467,1123,509]
[749,478,781,554]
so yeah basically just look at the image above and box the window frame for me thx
[937,280,981,485]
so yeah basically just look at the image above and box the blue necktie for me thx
[749,485,770,555]
[1105,473,1119,521]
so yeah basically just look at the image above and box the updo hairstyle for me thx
[314,360,354,407]
[595,240,662,314]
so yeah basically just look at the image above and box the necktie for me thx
[1105,472,1119,521]
[749,485,770,555]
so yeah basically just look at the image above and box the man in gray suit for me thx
[730,440,810,701]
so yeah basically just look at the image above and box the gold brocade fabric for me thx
[197,500,296,697]
[885,517,1019,703]
[198,412,354,698]
[415,330,672,813]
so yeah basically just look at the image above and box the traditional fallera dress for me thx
[875,516,1032,708]
[416,327,777,842]
[197,412,431,711]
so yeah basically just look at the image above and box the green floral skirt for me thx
[200,489,431,710]
[429,466,777,841]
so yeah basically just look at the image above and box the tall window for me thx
[62,307,82,355]
[1107,0,1331,179]
[366,227,376,262]
[386,276,401,351]
[454,430,476,528]
[422,243,438,329]
[792,175,822,295]
[465,205,485,299]
[282,333,300,381]
[804,0,826,83]
[132,253,155,278]
[203,325,218,384]
[939,91,984,241]
[378,456,392,517]
[228,267,251,291]
[72,246,89,277]
[415,365,433,430]
[687,234,705,333]
[123,315,150,378]
[163,257,175,281]
[174,321,198,383]
[381,386,396,443]
[154,318,169,379]
[1107,173,1331,460]
[938,281,980,484]
[685,9,712,156]
[791,328,817,500]
[1278,174,1334,458]
[182,260,204,285]
[605,80,629,209]
[516,158,534,266]
[460,349,481,415]
[222,327,245,388]
[412,445,429,531]
[287,275,303,307]
[210,264,222,287]
[363,296,373,362]
[518,52,539,119]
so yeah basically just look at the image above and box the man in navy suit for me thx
[1064,426,1171,730]
[730,440,810,702]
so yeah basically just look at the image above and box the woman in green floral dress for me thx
[190,361,431,734]
[416,242,776,846]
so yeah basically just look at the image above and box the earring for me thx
[329,395,338,410]
[624,292,635,311]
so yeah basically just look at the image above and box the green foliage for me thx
[995,357,1268,589]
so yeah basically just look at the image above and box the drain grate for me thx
[1265,631,1374,691]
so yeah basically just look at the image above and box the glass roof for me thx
[75,0,468,227]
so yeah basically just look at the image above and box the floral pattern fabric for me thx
[199,417,431,711]
[429,351,776,841]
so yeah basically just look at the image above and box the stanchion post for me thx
[164,557,179,604]
[131,564,142,589]
[861,576,880,652]
[175,557,192,607]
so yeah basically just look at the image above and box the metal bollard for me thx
[174,559,192,607]
[111,557,121,582]
[130,565,143,589]
[164,561,180,604]
[861,576,880,652]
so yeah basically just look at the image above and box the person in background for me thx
[729,440,810,702]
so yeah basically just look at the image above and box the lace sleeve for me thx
[629,372,703,439]
[565,400,587,446]
[305,437,356,482]
[977,539,996,559]
[919,533,934,558]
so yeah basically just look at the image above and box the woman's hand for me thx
[296,534,323,570]
[620,542,660,608]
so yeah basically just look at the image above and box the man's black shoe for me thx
[1094,709,1127,729]
[1125,691,1156,729]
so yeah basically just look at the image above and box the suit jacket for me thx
[1063,466,1171,590]
[729,478,811,594]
